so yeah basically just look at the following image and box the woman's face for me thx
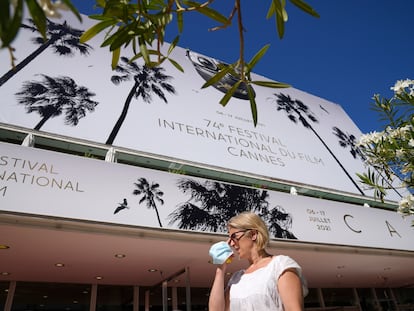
[228,228,253,258]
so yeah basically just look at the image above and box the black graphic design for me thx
[319,104,329,114]
[133,177,165,227]
[168,178,297,239]
[15,74,98,130]
[106,57,176,145]
[333,127,403,199]
[114,198,129,214]
[186,50,255,100]
[0,19,92,88]
[272,93,365,195]
[332,127,365,160]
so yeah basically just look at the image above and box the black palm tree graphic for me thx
[267,205,297,239]
[332,127,365,160]
[333,127,403,198]
[105,57,176,145]
[15,74,98,130]
[272,93,365,195]
[133,177,165,227]
[0,19,92,87]
[168,178,269,232]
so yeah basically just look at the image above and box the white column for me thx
[89,284,97,311]
[145,290,150,311]
[317,288,325,308]
[353,288,361,311]
[185,266,191,311]
[172,286,178,310]
[133,285,139,311]
[162,280,168,311]
[4,281,16,311]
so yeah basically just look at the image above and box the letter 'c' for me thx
[343,214,362,233]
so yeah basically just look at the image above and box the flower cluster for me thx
[391,79,414,96]
[357,79,414,224]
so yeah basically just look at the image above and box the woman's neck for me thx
[250,251,272,265]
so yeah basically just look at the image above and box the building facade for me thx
[0,11,413,311]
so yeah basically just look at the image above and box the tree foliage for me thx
[357,79,414,224]
[2,0,319,126]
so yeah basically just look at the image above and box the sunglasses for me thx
[229,229,252,242]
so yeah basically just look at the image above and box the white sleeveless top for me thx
[227,255,307,311]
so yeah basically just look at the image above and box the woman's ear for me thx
[251,230,257,241]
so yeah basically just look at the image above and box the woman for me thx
[209,211,307,311]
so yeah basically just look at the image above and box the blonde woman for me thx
[209,211,307,311]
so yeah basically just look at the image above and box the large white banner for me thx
[0,12,402,200]
[1,142,413,251]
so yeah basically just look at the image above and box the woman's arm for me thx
[278,268,304,311]
[208,266,230,311]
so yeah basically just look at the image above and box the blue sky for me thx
[71,0,414,134]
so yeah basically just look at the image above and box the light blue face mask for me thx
[209,241,233,264]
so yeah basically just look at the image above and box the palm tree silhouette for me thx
[332,126,365,160]
[168,178,270,232]
[0,19,92,87]
[15,74,98,130]
[267,205,297,239]
[133,177,165,227]
[271,93,365,195]
[105,57,176,145]
[333,127,403,198]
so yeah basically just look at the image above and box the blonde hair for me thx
[228,212,269,251]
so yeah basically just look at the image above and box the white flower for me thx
[358,131,383,146]
[401,124,412,133]
[395,149,405,158]
[391,79,414,94]
[398,194,414,215]
[409,139,414,148]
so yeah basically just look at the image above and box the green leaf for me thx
[111,47,121,69]
[266,1,276,19]
[87,14,111,21]
[251,80,290,88]
[183,1,228,24]
[219,81,241,107]
[0,0,10,25]
[108,27,133,51]
[271,0,288,22]
[1,0,23,47]
[356,172,372,186]
[176,11,184,33]
[60,0,82,22]
[0,1,11,46]
[197,6,229,25]
[80,19,118,43]
[247,44,270,73]
[289,0,320,18]
[201,66,232,89]
[129,49,166,64]
[168,36,180,55]
[247,86,258,126]
[139,36,150,64]
[267,0,288,38]
[26,0,47,40]
[102,22,143,50]
[275,9,286,38]
[96,0,106,8]
[168,57,184,73]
